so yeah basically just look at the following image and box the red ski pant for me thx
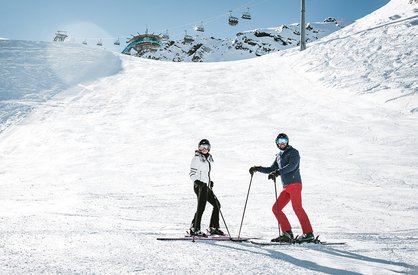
[272,183,313,234]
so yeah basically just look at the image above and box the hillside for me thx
[284,0,418,114]
[0,41,121,132]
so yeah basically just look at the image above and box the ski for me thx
[157,230,258,242]
[250,236,346,246]
[250,240,346,246]
[157,236,254,242]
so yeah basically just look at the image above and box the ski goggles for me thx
[276,138,288,145]
[198,144,211,151]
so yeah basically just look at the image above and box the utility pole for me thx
[300,0,306,51]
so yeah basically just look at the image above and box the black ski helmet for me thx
[275,133,289,146]
[198,139,211,148]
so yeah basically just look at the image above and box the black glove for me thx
[268,170,280,180]
[249,166,261,175]
[209,181,214,188]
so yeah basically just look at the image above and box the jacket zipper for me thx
[208,158,211,187]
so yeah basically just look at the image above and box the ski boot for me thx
[189,228,207,237]
[208,227,225,236]
[296,232,315,243]
[271,230,294,243]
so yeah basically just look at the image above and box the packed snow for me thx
[282,0,418,114]
[0,0,417,274]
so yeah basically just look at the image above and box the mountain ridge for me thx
[129,18,346,62]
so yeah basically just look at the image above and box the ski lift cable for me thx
[78,0,271,40]
[161,12,228,33]
[66,0,273,43]
[154,0,272,36]
[154,0,269,36]
[229,0,271,14]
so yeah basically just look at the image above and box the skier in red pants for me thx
[249,133,314,243]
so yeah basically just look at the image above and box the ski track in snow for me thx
[0,0,417,274]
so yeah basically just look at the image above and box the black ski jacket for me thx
[258,145,302,187]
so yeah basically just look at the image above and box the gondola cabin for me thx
[242,8,251,20]
[228,11,239,26]
[184,30,194,43]
[53,31,68,42]
[194,21,205,32]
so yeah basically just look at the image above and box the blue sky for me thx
[0,0,389,48]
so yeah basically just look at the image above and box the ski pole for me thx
[212,191,232,240]
[272,176,282,242]
[209,169,232,240]
[238,173,253,239]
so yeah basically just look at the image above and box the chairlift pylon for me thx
[228,11,239,26]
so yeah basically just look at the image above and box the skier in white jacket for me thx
[189,139,224,237]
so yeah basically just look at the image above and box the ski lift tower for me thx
[300,0,306,51]
[53,31,68,42]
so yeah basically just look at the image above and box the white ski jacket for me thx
[189,151,213,184]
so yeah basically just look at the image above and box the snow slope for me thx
[0,0,417,274]
[282,0,418,114]
[0,40,122,132]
